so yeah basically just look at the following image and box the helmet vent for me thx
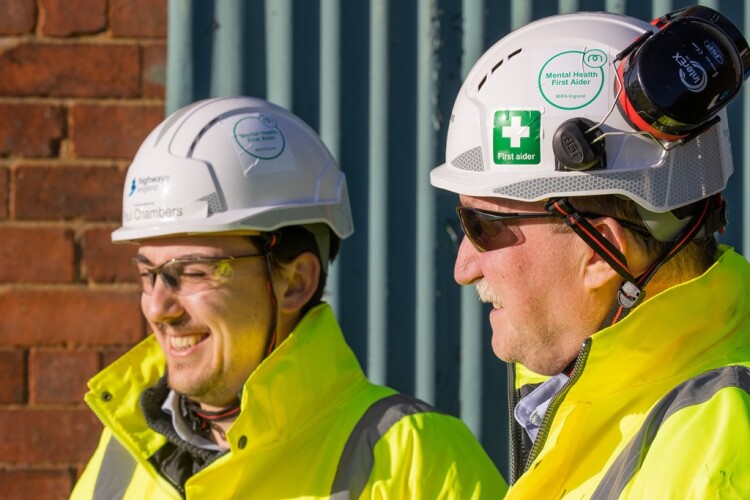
[478,74,487,91]
[478,48,522,92]
[452,146,484,172]
[154,102,200,146]
[188,116,222,157]
[492,167,669,207]
[200,192,225,215]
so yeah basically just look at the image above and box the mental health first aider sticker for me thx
[493,110,541,165]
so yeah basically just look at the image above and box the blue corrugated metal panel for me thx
[319,0,342,314]
[415,0,438,405]
[367,0,389,385]
[166,0,749,478]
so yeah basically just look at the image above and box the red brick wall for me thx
[0,0,166,496]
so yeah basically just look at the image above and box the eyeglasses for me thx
[132,253,266,296]
[456,205,653,253]
[456,206,557,252]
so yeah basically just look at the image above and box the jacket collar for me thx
[227,303,367,449]
[572,246,750,400]
[86,303,366,455]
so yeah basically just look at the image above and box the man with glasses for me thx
[432,7,750,498]
[72,96,505,498]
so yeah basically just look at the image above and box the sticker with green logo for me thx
[233,114,286,160]
[538,49,607,110]
[493,110,541,165]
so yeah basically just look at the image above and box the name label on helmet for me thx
[493,109,541,165]
[123,205,185,222]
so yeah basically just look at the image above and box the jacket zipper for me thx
[523,338,592,473]
[155,467,187,498]
[507,362,523,484]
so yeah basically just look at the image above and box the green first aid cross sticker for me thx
[493,110,541,165]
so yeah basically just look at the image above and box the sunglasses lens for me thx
[457,208,520,252]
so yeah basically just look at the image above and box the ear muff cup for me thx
[617,6,749,141]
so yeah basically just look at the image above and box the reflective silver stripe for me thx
[592,365,750,500]
[330,394,436,499]
[93,436,137,500]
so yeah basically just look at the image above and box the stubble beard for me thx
[167,361,233,407]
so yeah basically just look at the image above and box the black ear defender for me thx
[552,117,606,171]
[553,5,749,173]
[616,5,750,141]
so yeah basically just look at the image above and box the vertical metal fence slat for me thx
[320,0,342,314]
[265,0,293,109]
[415,0,438,405]
[558,0,579,14]
[652,0,672,18]
[511,0,532,30]
[459,0,485,438]
[166,0,194,114]
[211,0,245,97]
[604,0,626,14]
[698,0,719,10]
[367,0,389,384]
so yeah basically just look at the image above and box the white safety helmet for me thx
[431,9,747,234]
[112,96,353,262]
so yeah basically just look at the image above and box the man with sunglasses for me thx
[72,96,505,498]
[432,7,750,498]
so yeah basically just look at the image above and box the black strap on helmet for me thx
[545,195,724,328]
[248,232,281,357]
[180,394,241,439]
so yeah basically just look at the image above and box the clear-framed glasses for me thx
[456,206,556,252]
[132,253,266,296]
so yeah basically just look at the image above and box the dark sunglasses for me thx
[456,205,653,253]
[456,206,556,252]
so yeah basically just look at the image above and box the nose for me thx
[454,235,483,285]
[141,275,185,326]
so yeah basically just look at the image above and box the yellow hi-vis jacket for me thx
[71,304,507,499]
[507,247,750,498]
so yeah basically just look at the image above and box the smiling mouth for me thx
[170,333,209,350]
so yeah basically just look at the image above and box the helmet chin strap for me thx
[257,233,280,357]
[180,394,241,440]
[545,196,722,329]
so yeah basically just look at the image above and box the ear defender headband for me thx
[552,5,750,172]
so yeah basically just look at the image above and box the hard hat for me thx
[112,96,353,247]
[431,8,748,216]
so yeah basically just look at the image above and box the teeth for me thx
[170,334,205,350]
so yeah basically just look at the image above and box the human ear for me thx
[582,217,635,292]
[275,252,321,313]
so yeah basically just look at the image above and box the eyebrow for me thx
[133,254,151,265]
